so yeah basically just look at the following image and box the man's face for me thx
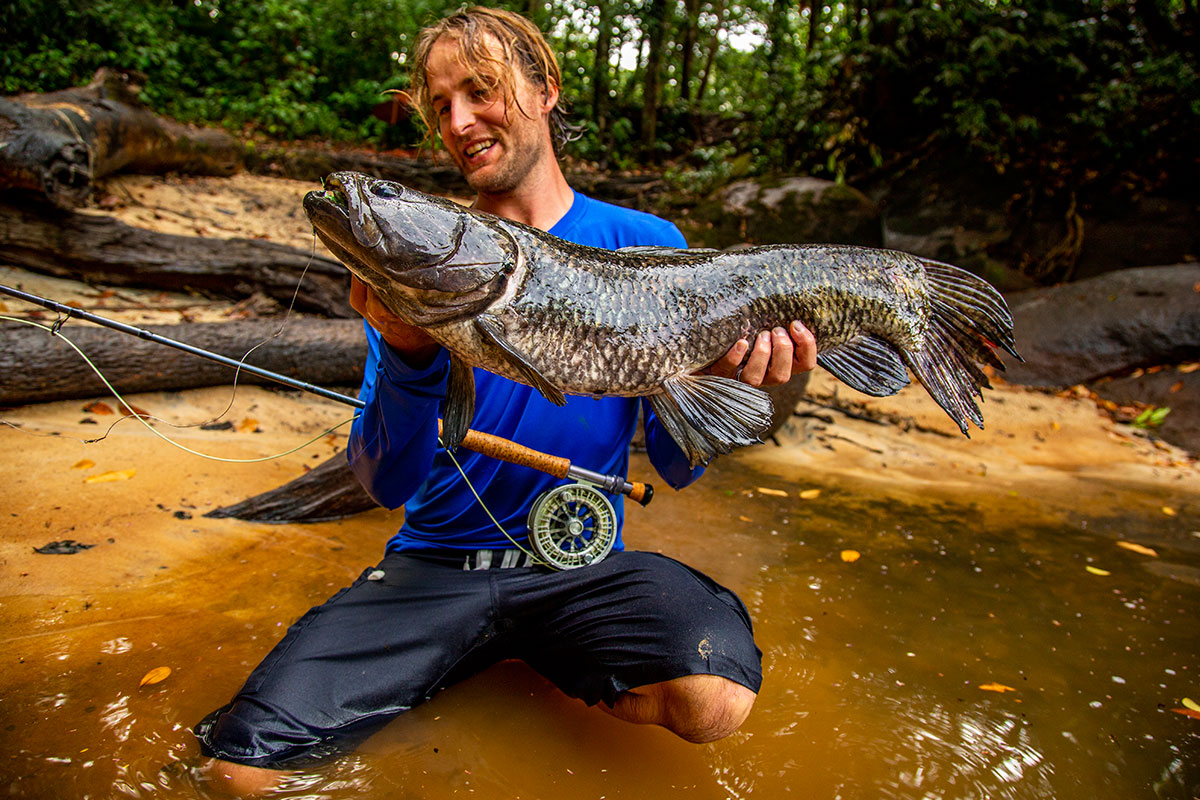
[425,34,554,196]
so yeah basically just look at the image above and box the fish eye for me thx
[371,183,402,199]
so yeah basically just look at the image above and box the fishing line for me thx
[1,308,546,562]
[0,314,356,463]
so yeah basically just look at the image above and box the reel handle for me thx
[438,420,654,506]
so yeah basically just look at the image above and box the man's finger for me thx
[738,330,773,387]
[761,327,794,386]
[789,321,817,372]
[709,338,750,378]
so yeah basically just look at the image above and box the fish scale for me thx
[304,172,1021,467]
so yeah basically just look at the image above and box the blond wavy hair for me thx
[405,6,577,151]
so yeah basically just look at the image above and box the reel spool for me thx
[527,483,617,570]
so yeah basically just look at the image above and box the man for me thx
[195,7,816,794]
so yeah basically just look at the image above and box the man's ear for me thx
[541,81,560,115]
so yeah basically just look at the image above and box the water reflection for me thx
[2,456,1197,799]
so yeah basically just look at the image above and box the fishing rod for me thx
[0,283,654,511]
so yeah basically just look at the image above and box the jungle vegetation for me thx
[3,0,1197,204]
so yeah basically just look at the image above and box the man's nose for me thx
[447,99,475,136]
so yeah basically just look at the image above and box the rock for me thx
[877,163,1030,291]
[1077,196,1200,281]
[1091,368,1200,455]
[680,176,881,249]
[1000,264,1200,387]
[763,374,812,438]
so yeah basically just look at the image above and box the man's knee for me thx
[608,674,757,743]
[198,758,287,797]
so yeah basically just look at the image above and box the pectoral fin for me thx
[474,314,566,406]
[817,334,910,397]
[648,374,773,468]
[442,356,476,451]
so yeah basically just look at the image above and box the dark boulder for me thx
[1000,264,1200,453]
[1000,264,1200,387]
[679,176,881,250]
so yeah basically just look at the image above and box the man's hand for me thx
[349,277,441,368]
[707,321,817,387]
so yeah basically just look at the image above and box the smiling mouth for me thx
[463,139,495,158]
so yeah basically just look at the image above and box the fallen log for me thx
[1,68,243,209]
[0,317,366,405]
[0,202,354,316]
[206,452,379,523]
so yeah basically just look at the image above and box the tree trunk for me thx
[806,0,823,53]
[593,0,617,166]
[696,0,727,106]
[679,0,701,106]
[640,0,671,153]
[206,452,378,523]
[0,68,243,209]
[0,202,354,317]
[0,317,366,405]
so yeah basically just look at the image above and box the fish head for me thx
[304,171,518,324]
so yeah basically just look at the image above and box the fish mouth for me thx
[304,174,383,249]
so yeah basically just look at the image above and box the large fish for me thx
[304,171,1020,467]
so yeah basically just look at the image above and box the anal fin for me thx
[649,374,773,468]
[817,334,910,397]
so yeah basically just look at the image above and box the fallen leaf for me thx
[1163,506,1177,517]
[1085,566,1111,576]
[118,404,152,418]
[1116,541,1158,557]
[236,417,260,433]
[840,549,861,562]
[139,666,171,687]
[1171,708,1200,720]
[1183,697,1200,712]
[979,682,1017,693]
[0,300,7,312]
[738,515,753,522]
[85,468,136,484]
[1170,381,1184,393]
[757,487,787,497]
[799,489,821,500]
[72,459,95,470]
[83,401,115,415]
[1180,363,1200,374]
[1051,421,1061,431]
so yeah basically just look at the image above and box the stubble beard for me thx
[461,129,549,197]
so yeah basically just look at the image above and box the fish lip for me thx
[304,173,383,248]
[304,174,351,221]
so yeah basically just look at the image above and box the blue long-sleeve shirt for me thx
[347,191,705,554]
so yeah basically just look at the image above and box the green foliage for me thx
[3,0,1195,207]
[1133,406,1171,429]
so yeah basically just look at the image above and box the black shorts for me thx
[194,550,762,769]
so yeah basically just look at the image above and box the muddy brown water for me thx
[3,448,1198,799]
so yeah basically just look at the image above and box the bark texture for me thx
[0,317,365,405]
[1,68,242,209]
[0,202,354,316]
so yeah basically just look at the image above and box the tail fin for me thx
[903,260,1022,435]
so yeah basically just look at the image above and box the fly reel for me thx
[527,483,617,570]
